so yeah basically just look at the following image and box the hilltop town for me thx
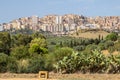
[1,14,120,34]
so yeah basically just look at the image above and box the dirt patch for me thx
[102,50,119,56]
[1,73,120,80]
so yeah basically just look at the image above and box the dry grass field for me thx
[102,50,119,56]
[1,73,120,80]
[70,30,109,39]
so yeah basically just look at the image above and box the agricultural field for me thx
[70,30,109,39]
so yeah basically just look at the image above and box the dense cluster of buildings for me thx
[1,14,120,34]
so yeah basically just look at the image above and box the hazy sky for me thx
[0,0,120,24]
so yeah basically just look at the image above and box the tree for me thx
[11,34,32,47]
[11,45,29,60]
[98,34,101,41]
[32,32,46,39]
[45,47,74,72]
[0,32,11,55]
[52,47,73,61]
[26,55,45,73]
[0,53,9,72]
[29,38,48,56]
[106,33,118,41]
[59,41,63,47]
[7,56,18,73]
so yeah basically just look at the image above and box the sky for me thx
[0,0,120,25]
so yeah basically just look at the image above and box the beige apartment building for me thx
[2,14,120,33]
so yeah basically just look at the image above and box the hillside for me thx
[70,30,109,39]
[1,14,120,35]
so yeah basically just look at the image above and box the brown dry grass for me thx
[70,30,109,39]
[1,73,120,80]
[102,50,119,56]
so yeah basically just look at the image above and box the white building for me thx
[0,24,3,31]
[56,16,62,24]
[31,16,38,24]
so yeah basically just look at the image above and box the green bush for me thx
[104,41,114,49]
[29,38,48,55]
[84,44,97,53]
[88,50,109,73]
[11,45,30,60]
[52,47,73,62]
[108,54,120,73]
[98,43,105,50]
[108,46,115,53]
[26,55,45,73]
[54,50,109,73]
[73,46,85,51]
[7,57,18,73]
[0,53,9,73]
[114,42,120,51]
[106,33,118,41]
[45,47,74,72]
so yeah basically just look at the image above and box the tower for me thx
[56,16,62,32]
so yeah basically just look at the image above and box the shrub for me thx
[114,42,120,51]
[7,57,18,73]
[29,38,48,55]
[88,50,109,73]
[26,55,45,73]
[54,50,109,73]
[52,47,73,62]
[106,33,118,41]
[46,47,74,72]
[11,45,30,60]
[104,41,114,49]
[98,43,105,50]
[73,46,85,51]
[17,59,29,73]
[108,54,120,73]
[0,53,9,73]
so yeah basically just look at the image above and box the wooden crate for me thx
[39,71,49,79]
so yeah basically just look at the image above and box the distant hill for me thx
[1,14,120,35]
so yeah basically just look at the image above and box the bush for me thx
[88,50,109,73]
[45,47,74,72]
[7,57,18,73]
[11,45,30,60]
[108,54,120,73]
[17,59,29,73]
[74,45,85,51]
[104,41,114,49]
[106,33,118,41]
[26,55,45,73]
[0,53,9,73]
[54,50,109,73]
[84,44,97,53]
[114,42,120,51]
[108,46,115,53]
[98,43,105,50]
[52,47,73,62]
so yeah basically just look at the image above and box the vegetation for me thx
[0,31,120,74]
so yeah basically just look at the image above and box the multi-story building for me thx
[2,14,120,34]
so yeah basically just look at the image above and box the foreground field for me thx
[1,73,120,80]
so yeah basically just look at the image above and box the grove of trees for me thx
[0,31,120,74]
